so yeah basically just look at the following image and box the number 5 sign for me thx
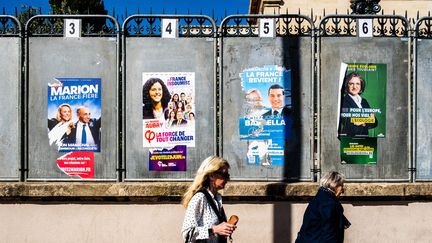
[358,19,373,38]
[64,19,81,38]
[259,18,275,38]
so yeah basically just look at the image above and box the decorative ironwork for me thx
[0,16,20,36]
[221,15,313,37]
[26,15,118,37]
[416,17,432,38]
[319,15,408,37]
[123,15,215,37]
[350,0,381,15]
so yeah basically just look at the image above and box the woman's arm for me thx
[181,193,211,241]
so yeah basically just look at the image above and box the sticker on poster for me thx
[149,145,187,171]
[239,65,292,166]
[56,152,95,178]
[338,63,386,138]
[340,137,377,164]
[47,78,101,152]
[142,72,195,147]
[246,138,284,166]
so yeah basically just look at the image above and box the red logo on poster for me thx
[145,130,156,143]
[57,152,95,179]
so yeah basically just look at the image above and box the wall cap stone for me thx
[1,182,432,202]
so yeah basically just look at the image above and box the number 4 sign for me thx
[162,19,178,38]
[358,19,373,38]
[64,19,81,38]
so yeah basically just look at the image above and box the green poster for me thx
[338,63,386,138]
[340,137,377,164]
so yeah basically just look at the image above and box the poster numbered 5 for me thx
[259,18,275,38]
[162,19,178,38]
[64,19,81,38]
[358,19,373,38]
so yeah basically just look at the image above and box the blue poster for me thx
[239,65,292,166]
[47,78,102,152]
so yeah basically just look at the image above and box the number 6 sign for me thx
[358,19,373,38]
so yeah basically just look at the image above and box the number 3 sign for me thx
[358,19,373,38]
[64,19,81,38]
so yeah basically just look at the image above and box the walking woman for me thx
[182,156,237,243]
[296,171,351,243]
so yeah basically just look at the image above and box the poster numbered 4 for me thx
[358,19,373,38]
[259,18,275,38]
[64,19,81,38]
[162,19,178,38]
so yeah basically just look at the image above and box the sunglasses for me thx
[214,171,230,180]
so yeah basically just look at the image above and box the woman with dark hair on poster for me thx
[143,78,171,120]
[339,72,378,137]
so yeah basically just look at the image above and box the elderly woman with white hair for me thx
[181,156,237,243]
[295,171,351,243]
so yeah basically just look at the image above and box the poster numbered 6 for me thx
[259,18,275,38]
[358,19,373,38]
[162,19,178,38]
[64,19,81,38]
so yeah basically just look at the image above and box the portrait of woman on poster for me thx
[339,72,378,137]
[176,101,186,113]
[188,112,195,127]
[48,103,75,145]
[172,93,180,103]
[165,110,176,128]
[182,156,237,243]
[143,78,171,120]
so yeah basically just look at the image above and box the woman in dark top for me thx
[296,171,351,243]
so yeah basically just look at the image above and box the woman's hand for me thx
[65,120,74,135]
[212,222,237,236]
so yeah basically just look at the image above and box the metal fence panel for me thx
[414,17,432,180]
[123,15,216,180]
[26,16,119,180]
[220,15,314,181]
[0,16,21,180]
[318,15,410,181]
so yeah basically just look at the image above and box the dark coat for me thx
[262,106,292,119]
[64,118,101,151]
[340,95,378,137]
[172,119,187,126]
[295,187,350,243]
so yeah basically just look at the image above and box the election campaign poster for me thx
[149,145,187,171]
[239,65,292,166]
[142,72,195,148]
[338,63,386,138]
[56,152,95,178]
[47,78,101,152]
[340,137,377,164]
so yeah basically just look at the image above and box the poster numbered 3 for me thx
[162,19,178,38]
[358,19,373,38]
[64,19,81,38]
[259,18,275,38]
